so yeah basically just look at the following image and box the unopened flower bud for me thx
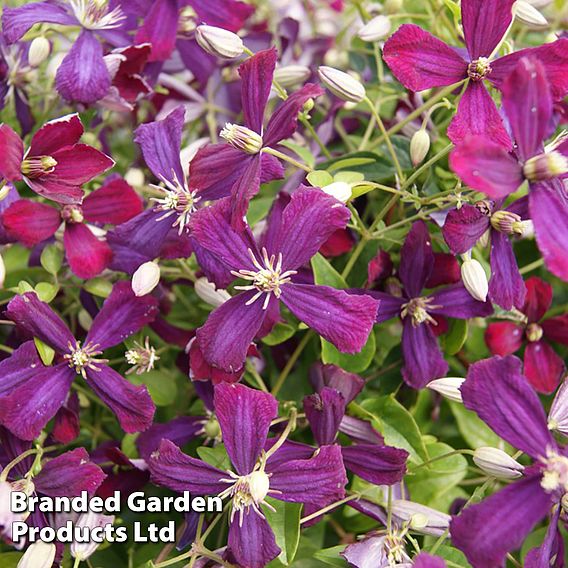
[383,0,404,14]
[548,379,568,435]
[28,37,51,67]
[274,65,311,88]
[473,447,525,479]
[195,25,244,59]
[71,512,115,560]
[203,416,221,440]
[410,129,431,166]
[514,0,548,26]
[132,261,160,296]
[490,210,522,234]
[194,277,231,307]
[513,219,534,239]
[220,123,263,154]
[124,168,145,188]
[318,66,366,103]
[523,151,568,182]
[427,377,465,403]
[358,15,391,42]
[391,500,451,537]
[18,541,56,568]
[321,181,352,203]
[461,258,488,302]
[248,470,270,503]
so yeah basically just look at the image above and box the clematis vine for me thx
[1,176,142,278]
[2,0,131,104]
[149,382,347,568]
[450,355,567,568]
[441,198,531,310]
[0,281,158,440]
[189,47,324,228]
[188,187,379,377]
[383,0,568,145]
[449,57,568,281]
[0,113,114,204]
[360,221,492,388]
[485,276,568,394]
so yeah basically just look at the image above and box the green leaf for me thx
[247,197,274,226]
[264,497,302,566]
[34,337,55,366]
[121,433,139,459]
[313,546,348,568]
[433,545,470,567]
[320,332,376,373]
[442,319,468,355]
[262,322,296,346]
[311,253,347,289]
[196,444,231,470]
[84,277,113,298]
[361,395,429,463]
[17,280,34,294]
[0,553,23,567]
[307,170,334,187]
[40,244,63,275]
[333,171,364,184]
[35,282,58,302]
[130,370,178,407]
[278,140,315,169]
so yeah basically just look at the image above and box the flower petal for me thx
[64,223,113,279]
[29,113,84,156]
[82,177,143,225]
[489,231,525,310]
[280,284,378,353]
[55,30,111,104]
[541,315,568,346]
[86,281,159,350]
[309,363,365,404]
[450,474,551,568]
[523,276,552,323]
[429,284,493,319]
[484,322,524,356]
[230,153,262,230]
[442,204,490,254]
[2,200,60,246]
[524,340,564,394]
[6,292,75,353]
[399,220,434,297]
[413,553,447,568]
[0,341,42,397]
[214,383,278,475]
[447,82,512,148]
[382,24,467,91]
[0,363,75,440]
[525,505,563,568]
[461,355,555,457]
[189,0,254,32]
[363,290,405,323]
[149,439,227,494]
[86,365,155,433]
[341,444,408,486]
[50,144,114,186]
[0,124,24,181]
[134,106,185,185]
[304,387,345,446]
[461,0,515,60]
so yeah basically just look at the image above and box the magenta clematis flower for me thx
[361,221,492,389]
[2,177,143,278]
[450,356,566,568]
[383,0,568,146]
[0,113,114,204]
[2,1,131,104]
[149,382,347,568]
[450,57,568,281]
[189,47,324,228]
[485,277,568,394]
[189,187,379,377]
[0,281,158,440]
[442,198,530,310]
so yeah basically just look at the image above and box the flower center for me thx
[125,338,158,375]
[526,323,543,342]
[231,248,297,309]
[540,451,568,494]
[467,57,492,81]
[21,156,57,179]
[68,0,126,30]
[400,297,440,327]
[384,532,410,565]
[474,199,494,217]
[64,340,107,378]
[151,172,201,235]
[523,151,568,182]
[220,123,263,154]
[61,204,84,224]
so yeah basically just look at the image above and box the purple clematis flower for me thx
[450,355,566,568]
[0,281,158,440]
[450,57,568,281]
[0,113,114,204]
[383,0,568,146]
[2,0,131,104]
[189,186,379,377]
[149,382,348,568]
[442,197,530,310]
[361,221,492,389]
[189,47,324,228]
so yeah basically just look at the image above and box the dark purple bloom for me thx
[189,187,379,377]
[485,276,568,394]
[149,382,347,568]
[450,57,568,281]
[383,0,568,146]
[189,47,324,228]
[450,355,563,567]
[2,1,131,104]
[0,113,114,204]
[0,282,158,440]
[362,221,492,388]
[442,198,529,310]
